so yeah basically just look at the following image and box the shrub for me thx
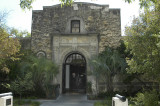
[13,99,40,106]
[3,72,34,99]
[30,57,59,98]
[3,50,59,99]
[87,82,92,94]
[94,101,108,106]
[94,100,112,106]
[129,90,159,106]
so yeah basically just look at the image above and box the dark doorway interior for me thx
[62,53,86,93]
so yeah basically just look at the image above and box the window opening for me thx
[71,20,80,33]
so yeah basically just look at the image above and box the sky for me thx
[0,0,140,35]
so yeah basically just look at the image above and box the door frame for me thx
[62,52,87,93]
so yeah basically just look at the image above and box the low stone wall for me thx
[19,37,31,50]
[98,82,159,94]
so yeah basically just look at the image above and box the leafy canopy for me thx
[10,28,31,37]
[0,28,20,63]
[125,0,160,83]
[20,0,74,10]
[0,11,21,73]
[0,11,31,73]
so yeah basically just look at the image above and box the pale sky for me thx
[0,0,140,35]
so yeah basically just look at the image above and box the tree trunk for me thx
[106,76,113,93]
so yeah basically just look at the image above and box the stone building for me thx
[29,2,121,94]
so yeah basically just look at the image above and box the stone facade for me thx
[30,2,121,93]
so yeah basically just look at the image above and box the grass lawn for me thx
[94,99,112,106]
[13,99,40,106]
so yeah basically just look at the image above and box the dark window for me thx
[71,20,80,33]
[65,53,85,65]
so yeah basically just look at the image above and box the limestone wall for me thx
[31,2,121,58]
[19,37,31,50]
[31,2,121,93]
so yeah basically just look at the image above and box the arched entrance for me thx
[62,53,86,93]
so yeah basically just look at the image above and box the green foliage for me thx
[20,0,35,10]
[101,47,127,74]
[59,0,73,7]
[29,57,59,98]
[97,91,115,99]
[0,27,20,62]
[14,99,40,106]
[94,100,112,106]
[87,82,92,94]
[15,51,59,98]
[9,72,34,98]
[20,0,73,10]
[129,90,159,106]
[2,69,34,99]
[125,0,160,9]
[94,101,108,106]
[0,11,21,73]
[125,1,160,83]
[2,50,59,98]
[89,46,127,93]
[10,28,31,37]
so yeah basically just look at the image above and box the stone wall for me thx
[31,2,121,93]
[31,2,121,58]
[19,37,31,50]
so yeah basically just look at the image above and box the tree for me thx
[6,72,34,99]
[10,28,31,37]
[125,0,160,8]
[129,90,159,106]
[2,50,59,98]
[0,11,21,73]
[90,47,127,93]
[123,1,160,104]
[29,56,59,98]
[20,0,74,10]
[89,53,109,94]
[125,1,160,84]
[13,52,59,98]
[0,11,8,28]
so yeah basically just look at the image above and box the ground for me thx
[37,93,95,106]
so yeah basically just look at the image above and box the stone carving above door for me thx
[52,34,98,64]
[53,35,98,45]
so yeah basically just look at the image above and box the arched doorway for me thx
[62,53,86,93]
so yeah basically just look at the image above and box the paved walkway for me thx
[38,93,95,106]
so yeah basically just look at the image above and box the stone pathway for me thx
[38,93,95,106]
